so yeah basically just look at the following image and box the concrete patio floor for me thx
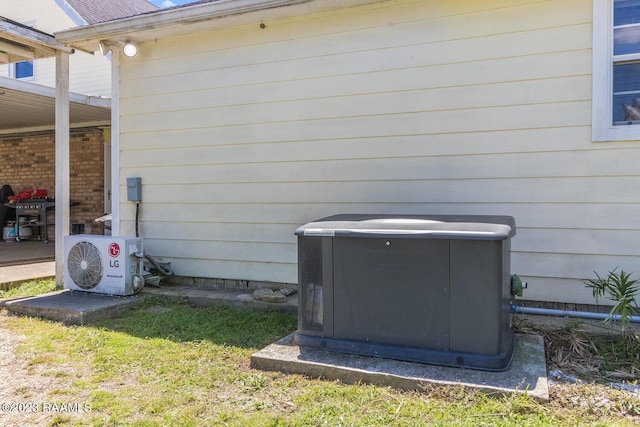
[0,240,55,289]
[0,239,54,267]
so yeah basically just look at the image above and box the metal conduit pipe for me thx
[511,304,640,323]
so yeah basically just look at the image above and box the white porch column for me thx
[110,50,120,236]
[55,50,70,287]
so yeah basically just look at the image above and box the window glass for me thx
[614,0,640,26]
[614,26,640,55]
[613,1,640,125]
[14,61,33,79]
[614,0,640,55]
[613,62,640,123]
[592,0,640,139]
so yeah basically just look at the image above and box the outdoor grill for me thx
[294,214,517,371]
[13,198,55,243]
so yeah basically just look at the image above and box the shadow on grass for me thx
[95,295,298,349]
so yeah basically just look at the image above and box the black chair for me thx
[0,184,15,229]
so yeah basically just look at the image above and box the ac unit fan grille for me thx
[67,241,104,289]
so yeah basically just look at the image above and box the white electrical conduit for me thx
[511,304,640,323]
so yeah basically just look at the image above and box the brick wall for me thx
[0,127,106,240]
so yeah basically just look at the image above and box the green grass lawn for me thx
[0,279,56,299]
[1,281,639,426]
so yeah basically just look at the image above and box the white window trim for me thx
[9,61,35,81]
[8,20,36,81]
[593,0,640,141]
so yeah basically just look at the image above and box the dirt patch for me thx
[0,314,90,426]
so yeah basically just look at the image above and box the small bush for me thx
[584,268,640,333]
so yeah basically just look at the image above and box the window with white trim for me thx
[593,0,640,141]
[7,20,35,81]
[9,61,34,80]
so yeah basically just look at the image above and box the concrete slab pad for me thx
[251,333,548,400]
[3,290,142,325]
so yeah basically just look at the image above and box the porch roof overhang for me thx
[0,77,110,134]
[56,0,383,53]
[0,17,75,286]
[0,17,72,62]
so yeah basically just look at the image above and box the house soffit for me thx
[0,18,106,134]
[0,76,110,133]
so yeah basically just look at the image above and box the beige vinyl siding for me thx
[118,0,640,303]
[67,53,111,96]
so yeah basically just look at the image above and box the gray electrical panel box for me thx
[126,177,142,202]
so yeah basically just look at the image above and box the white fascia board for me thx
[0,75,110,108]
[55,0,384,52]
[0,19,72,55]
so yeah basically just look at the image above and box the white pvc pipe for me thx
[511,304,640,323]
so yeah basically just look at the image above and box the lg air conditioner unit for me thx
[64,235,144,296]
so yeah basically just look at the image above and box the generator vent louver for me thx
[66,241,104,289]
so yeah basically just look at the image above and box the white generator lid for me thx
[295,214,515,240]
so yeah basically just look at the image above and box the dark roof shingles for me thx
[65,0,160,24]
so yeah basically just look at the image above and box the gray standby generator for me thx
[294,214,517,371]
